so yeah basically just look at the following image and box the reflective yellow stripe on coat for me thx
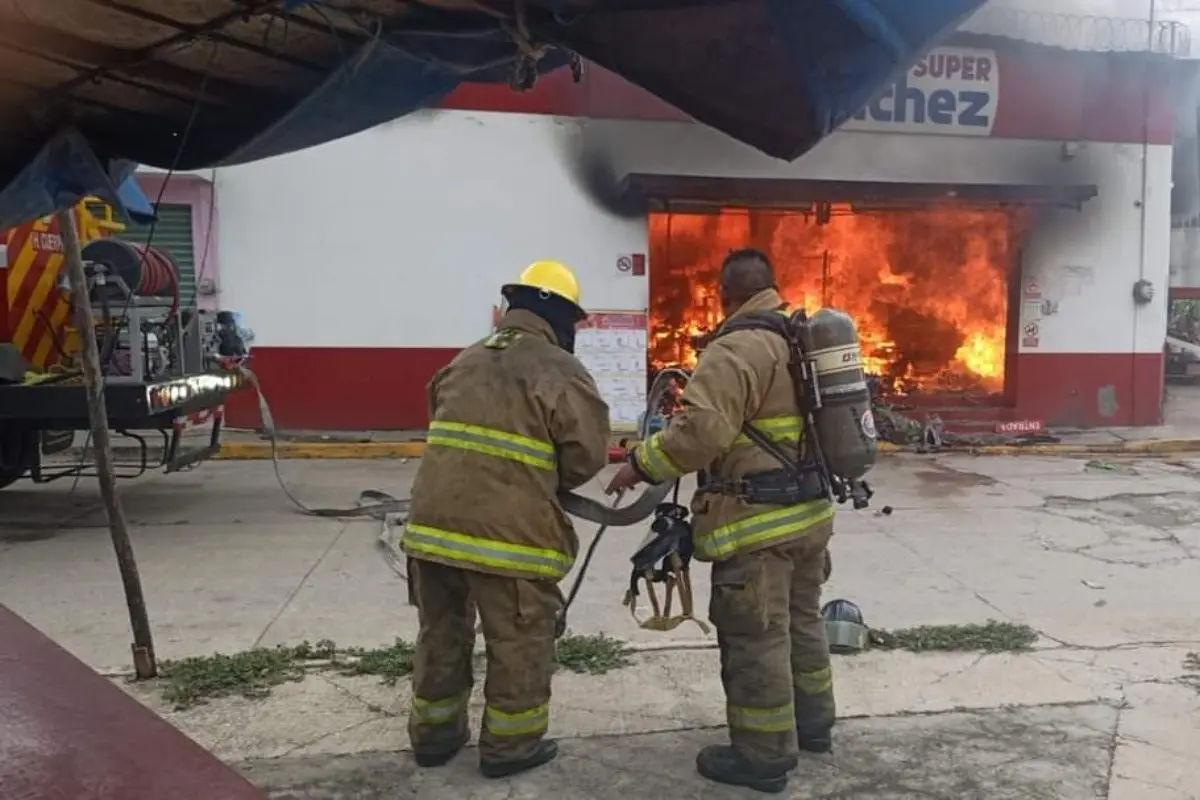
[733,414,803,446]
[404,523,573,580]
[694,500,834,561]
[634,431,684,483]
[427,421,556,470]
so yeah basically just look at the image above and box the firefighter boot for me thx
[695,745,793,794]
[480,740,559,779]
[413,723,470,768]
[796,702,835,754]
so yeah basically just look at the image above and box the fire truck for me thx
[0,199,249,490]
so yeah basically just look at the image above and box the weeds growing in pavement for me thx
[870,620,1039,653]
[153,622,1040,710]
[159,644,316,710]
[159,638,413,710]
[553,633,634,675]
[335,639,416,685]
[155,633,630,709]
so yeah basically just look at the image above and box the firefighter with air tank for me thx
[402,252,876,793]
[607,247,878,794]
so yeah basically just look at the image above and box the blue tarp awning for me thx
[0,0,985,231]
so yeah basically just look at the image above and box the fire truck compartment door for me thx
[621,176,1099,212]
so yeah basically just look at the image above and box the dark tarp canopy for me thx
[0,0,985,231]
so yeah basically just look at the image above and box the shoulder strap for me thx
[711,309,791,343]
[711,308,814,476]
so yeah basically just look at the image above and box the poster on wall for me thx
[575,312,647,433]
[491,307,648,432]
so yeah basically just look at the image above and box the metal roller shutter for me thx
[106,203,197,308]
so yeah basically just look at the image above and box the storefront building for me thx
[158,24,1177,432]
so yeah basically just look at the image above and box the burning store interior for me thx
[648,203,1032,419]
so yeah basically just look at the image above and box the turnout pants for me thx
[709,520,836,766]
[407,558,562,763]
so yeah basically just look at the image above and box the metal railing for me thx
[960,7,1191,56]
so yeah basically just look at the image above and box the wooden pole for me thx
[56,208,157,679]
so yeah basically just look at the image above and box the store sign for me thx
[844,47,998,137]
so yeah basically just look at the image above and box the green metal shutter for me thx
[112,203,197,308]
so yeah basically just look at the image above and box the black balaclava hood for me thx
[504,286,580,354]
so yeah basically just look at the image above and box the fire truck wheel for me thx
[0,427,36,489]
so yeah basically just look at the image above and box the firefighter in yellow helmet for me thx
[403,260,611,778]
[607,248,836,794]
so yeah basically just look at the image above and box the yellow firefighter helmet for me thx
[503,260,584,311]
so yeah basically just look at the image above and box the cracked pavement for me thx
[2,454,1199,798]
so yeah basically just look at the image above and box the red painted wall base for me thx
[225,347,1165,431]
[225,346,459,431]
[1013,352,1163,428]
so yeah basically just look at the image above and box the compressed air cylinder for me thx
[804,308,878,481]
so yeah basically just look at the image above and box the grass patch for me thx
[158,638,415,710]
[335,639,416,685]
[156,634,636,710]
[159,643,319,710]
[869,620,1039,654]
[554,633,633,675]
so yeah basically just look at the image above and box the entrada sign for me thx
[843,47,999,137]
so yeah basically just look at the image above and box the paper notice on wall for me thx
[1021,300,1043,323]
[575,312,647,432]
[489,307,647,432]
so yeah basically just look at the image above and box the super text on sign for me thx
[844,47,998,137]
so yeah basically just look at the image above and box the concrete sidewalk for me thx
[2,454,1200,797]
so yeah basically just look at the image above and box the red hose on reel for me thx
[79,239,182,321]
[129,243,181,321]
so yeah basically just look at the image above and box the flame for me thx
[648,205,1030,395]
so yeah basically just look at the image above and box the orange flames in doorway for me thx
[648,206,1029,395]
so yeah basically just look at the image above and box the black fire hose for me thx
[552,368,690,637]
[554,367,689,526]
[242,363,691,637]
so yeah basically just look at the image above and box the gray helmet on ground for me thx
[822,598,868,654]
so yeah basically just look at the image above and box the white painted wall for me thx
[215,110,1170,357]
[215,112,647,349]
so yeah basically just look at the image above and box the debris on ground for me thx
[869,621,1039,653]
[871,403,1060,449]
[1083,459,1139,476]
[1182,652,1200,693]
